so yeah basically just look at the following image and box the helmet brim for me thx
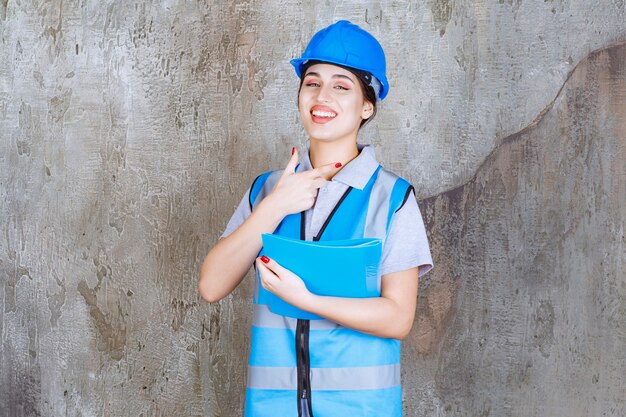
[290,58,389,100]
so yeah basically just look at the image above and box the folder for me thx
[258,233,383,320]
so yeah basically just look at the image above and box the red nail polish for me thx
[292,147,296,155]
[261,255,270,264]
[335,162,342,168]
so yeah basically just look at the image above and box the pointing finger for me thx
[281,147,300,176]
[312,177,330,190]
[310,161,343,181]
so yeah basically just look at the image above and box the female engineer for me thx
[199,20,433,417]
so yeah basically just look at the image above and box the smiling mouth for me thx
[311,110,337,119]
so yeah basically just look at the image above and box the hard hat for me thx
[290,20,389,100]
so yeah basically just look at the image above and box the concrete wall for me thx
[411,43,626,416]
[0,1,624,416]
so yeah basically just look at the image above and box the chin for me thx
[306,131,337,142]
[303,125,356,144]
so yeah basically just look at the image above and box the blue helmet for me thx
[290,20,390,100]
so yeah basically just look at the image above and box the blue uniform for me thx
[221,144,433,416]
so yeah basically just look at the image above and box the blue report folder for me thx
[259,233,383,320]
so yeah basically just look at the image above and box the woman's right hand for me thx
[199,147,343,303]
[266,148,343,217]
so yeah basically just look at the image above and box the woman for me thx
[199,20,433,417]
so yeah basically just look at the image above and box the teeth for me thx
[312,110,336,118]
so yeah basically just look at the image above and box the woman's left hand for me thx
[256,255,420,339]
[255,256,313,309]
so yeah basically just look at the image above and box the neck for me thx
[309,139,360,169]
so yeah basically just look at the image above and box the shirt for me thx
[220,143,433,277]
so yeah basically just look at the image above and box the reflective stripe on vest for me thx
[244,164,412,417]
[248,363,400,390]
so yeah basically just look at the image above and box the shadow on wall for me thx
[407,42,626,415]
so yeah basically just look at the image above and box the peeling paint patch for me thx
[47,89,72,123]
[46,274,66,327]
[77,280,127,361]
[429,0,452,37]
[531,300,555,358]
[16,140,31,156]
[0,0,7,21]
[170,298,198,331]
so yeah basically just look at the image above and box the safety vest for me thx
[244,163,413,417]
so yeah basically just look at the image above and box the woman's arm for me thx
[198,197,285,303]
[256,257,419,339]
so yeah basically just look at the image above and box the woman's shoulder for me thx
[378,166,409,181]
[373,166,415,216]
[250,169,283,188]
[376,166,413,191]
[248,169,284,208]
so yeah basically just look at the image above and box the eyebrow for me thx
[303,71,355,84]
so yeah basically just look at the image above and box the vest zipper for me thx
[294,186,354,417]
[296,319,314,416]
[297,211,313,416]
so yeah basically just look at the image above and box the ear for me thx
[361,101,374,120]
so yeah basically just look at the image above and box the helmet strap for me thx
[369,77,382,100]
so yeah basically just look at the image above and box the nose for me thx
[316,83,332,103]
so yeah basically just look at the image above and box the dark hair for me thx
[297,60,378,128]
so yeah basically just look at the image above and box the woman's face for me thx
[298,63,374,144]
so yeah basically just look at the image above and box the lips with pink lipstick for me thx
[310,105,337,124]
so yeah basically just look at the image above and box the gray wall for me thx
[1,1,624,416]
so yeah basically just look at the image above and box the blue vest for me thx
[244,164,414,417]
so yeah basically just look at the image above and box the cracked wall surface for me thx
[410,43,626,416]
[1,1,625,416]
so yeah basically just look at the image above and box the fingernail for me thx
[292,147,296,155]
[261,255,270,264]
[335,162,342,168]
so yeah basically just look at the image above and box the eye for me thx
[305,81,320,87]
[334,84,350,91]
